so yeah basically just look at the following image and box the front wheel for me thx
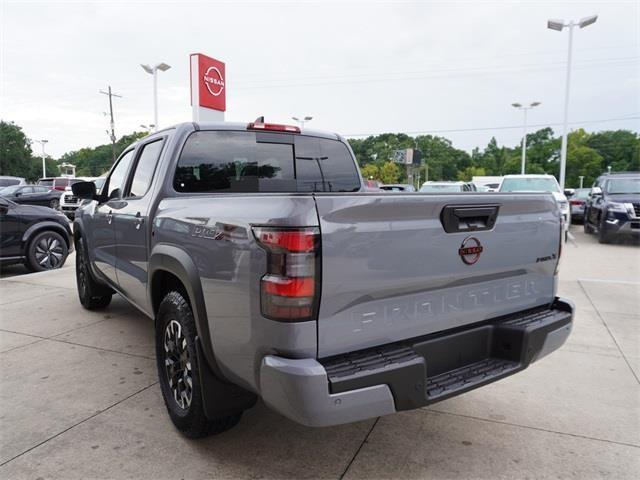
[76,236,112,309]
[156,291,242,438]
[598,224,612,244]
[584,217,595,234]
[26,230,68,272]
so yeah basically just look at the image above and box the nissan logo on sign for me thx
[190,53,226,112]
[203,66,225,97]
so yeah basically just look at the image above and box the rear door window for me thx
[174,131,360,193]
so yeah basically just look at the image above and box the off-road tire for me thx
[26,230,68,272]
[156,290,242,438]
[76,236,112,309]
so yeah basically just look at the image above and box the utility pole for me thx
[99,86,122,164]
[579,176,584,188]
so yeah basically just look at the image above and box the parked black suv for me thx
[0,197,73,271]
[584,172,640,243]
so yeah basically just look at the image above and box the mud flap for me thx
[195,337,257,420]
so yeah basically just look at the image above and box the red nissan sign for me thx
[190,53,226,112]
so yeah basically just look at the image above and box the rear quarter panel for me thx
[152,194,320,391]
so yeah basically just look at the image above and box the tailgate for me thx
[314,193,561,357]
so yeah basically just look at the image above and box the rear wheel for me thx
[76,236,112,309]
[26,230,68,272]
[156,290,242,438]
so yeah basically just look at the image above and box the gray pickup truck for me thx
[71,120,573,438]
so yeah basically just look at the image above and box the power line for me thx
[344,115,640,138]
[234,56,639,90]
[99,86,122,164]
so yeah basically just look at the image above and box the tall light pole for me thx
[511,102,541,174]
[292,116,313,128]
[34,139,49,178]
[547,15,598,188]
[141,63,171,131]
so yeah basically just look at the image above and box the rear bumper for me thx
[259,297,573,427]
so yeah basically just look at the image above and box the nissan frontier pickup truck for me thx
[71,120,573,438]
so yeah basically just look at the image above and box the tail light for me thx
[569,200,584,206]
[253,227,320,322]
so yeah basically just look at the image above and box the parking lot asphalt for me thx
[0,226,638,479]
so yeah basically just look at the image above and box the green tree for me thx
[585,130,639,173]
[0,121,35,180]
[379,161,401,184]
[457,166,486,182]
[360,163,379,180]
[60,131,148,177]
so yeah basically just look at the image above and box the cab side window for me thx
[106,150,135,200]
[127,140,164,198]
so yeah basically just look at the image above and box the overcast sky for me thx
[1,0,638,158]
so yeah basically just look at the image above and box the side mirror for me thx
[72,181,97,200]
[590,186,602,197]
[14,192,22,197]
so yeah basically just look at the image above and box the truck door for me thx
[90,149,135,284]
[113,138,165,313]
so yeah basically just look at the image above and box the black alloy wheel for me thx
[163,319,193,410]
[27,231,68,271]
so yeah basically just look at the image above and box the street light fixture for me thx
[33,139,49,179]
[292,116,313,128]
[511,101,542,174]
[140,62,171,131]
[547,14,598,188]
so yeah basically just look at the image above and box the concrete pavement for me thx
[0,226,638,479]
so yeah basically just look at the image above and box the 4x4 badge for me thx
[459,236,483,265]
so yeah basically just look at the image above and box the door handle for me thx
[107,210,113,225]
[135,212,143,230]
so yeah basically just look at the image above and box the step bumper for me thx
[259,297,573,426]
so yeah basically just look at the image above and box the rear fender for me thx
[149,243,257,418]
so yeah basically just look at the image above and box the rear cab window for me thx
[174,130,360,193]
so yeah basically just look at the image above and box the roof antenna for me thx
[254,116,265,125]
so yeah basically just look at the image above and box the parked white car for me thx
[498,174,571,238]
[59,177,105,218]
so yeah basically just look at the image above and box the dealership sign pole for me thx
[190,53,226,122]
